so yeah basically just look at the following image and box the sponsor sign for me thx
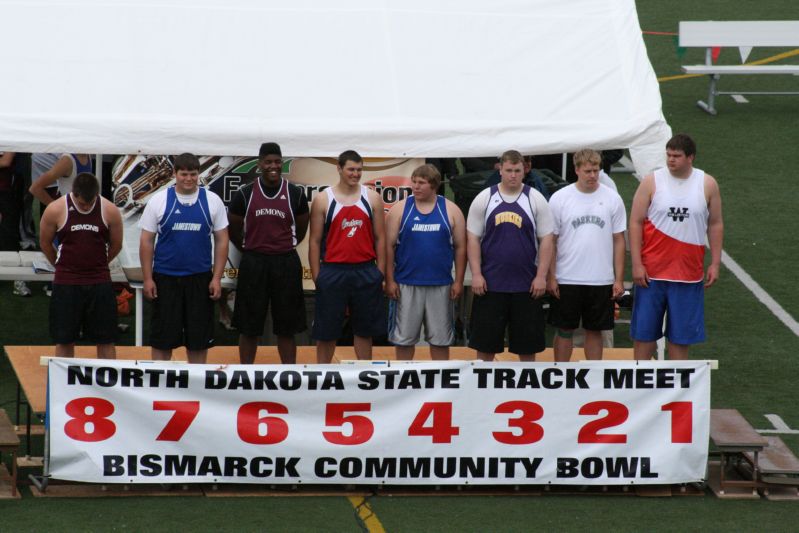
[48,360,710,485]
[112,155,420,289]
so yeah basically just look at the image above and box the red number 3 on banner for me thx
[63,397,117,442]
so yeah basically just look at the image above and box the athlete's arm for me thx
[38,200,63,266]
[384,199,403,299]
[629,174,654,288]
[705,174,724,288]
[0,152,14,168]
[30,155,71,205]
[103,199,124,262]
[307,192,327,283]
[293,187,310,244]
[227,189,246,250]
[210,228,229,300]
[139,229,158,300]
[369,190,387,277]
[532,233,554,299]
[466,231,486,296]
[447,199,467,300]
[547,234,560,299]
[612,232,625,298]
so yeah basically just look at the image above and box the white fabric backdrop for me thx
[0,0,669,175]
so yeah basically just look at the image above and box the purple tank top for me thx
[480,185,539,292]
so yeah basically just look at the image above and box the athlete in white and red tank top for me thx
[308,152,387,364]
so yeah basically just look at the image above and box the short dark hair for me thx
[337,150,363,168]
[259,142,282,159]
[72,172,99,202]
[666,133,696,157]
[173,153,200,172]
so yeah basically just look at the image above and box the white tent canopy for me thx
[0,0,670,175]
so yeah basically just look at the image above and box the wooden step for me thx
[0,409,20,449]
[710,409,768,451]
[744,436,799,478]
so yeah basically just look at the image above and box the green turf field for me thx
[3,1,799,530]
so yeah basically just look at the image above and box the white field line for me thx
[721,250,799,336]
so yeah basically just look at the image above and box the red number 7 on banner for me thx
[153,401,200,441]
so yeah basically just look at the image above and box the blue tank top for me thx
[480,185,539,292]
[394,196,453,285]
[71,154,93,175]
[154,186,213,276]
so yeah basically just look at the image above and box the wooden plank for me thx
[30,483,203,498]
[744,436,799,475]
[710,409,768,450]
[0,409,20,447]
[14,425,44,437]
[17,456,43,468]
[679,21,799,47]
[682,65,799,75]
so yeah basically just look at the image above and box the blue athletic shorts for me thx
[630,279,705,345]
[312,262,386,341]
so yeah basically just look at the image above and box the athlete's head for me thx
[499,150,525,190]
[337,150,364,186]
[411,164,442,191]
[573,149,601,193]
[665,133,696,176]
[258,142,283,185]
[666,133,696,157]
[172,153,201,195]
[72,172,99,205]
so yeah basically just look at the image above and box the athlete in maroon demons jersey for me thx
[308,150,386,363]
[39,173,123,358]
[228,142,309,364]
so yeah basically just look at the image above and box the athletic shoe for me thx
[13,280,32,297]
[43,284,52,297]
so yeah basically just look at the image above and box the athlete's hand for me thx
[143,279,157,300]
[547,278,560,299]
[705,263,720,288]
[450,281,463,300]
[385,280,400,299]
[530,275,547,299]
[209,278,222,300]
[632,263,649,288]
[471,273,487,296]
[612,281,625,299]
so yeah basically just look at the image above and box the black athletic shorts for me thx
[232,250,307,337]
[50,282,117,345]
[548,284,614,331]
[468,291,545,355]
[149,271,214,351]
[312,262,386,341]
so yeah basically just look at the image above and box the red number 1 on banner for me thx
[662,401,693,443]
[153,401,200,441]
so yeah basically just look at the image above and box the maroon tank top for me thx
[54,194,111,284]
[243,178,296,254]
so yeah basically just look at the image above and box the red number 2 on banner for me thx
[64,397,116,442]
[153,401,200,441]
[577,401,629,444]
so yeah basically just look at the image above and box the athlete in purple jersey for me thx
[466,150,554,361]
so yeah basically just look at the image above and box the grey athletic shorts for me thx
[388,284,454,347]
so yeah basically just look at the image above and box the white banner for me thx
[47,360,710,485]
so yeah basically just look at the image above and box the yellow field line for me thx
[349,496,386,533]
[657,48,799,83]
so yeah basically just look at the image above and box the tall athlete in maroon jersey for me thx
[39,173,123,358]
[229,142,309,364]
[308,150,386,363]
